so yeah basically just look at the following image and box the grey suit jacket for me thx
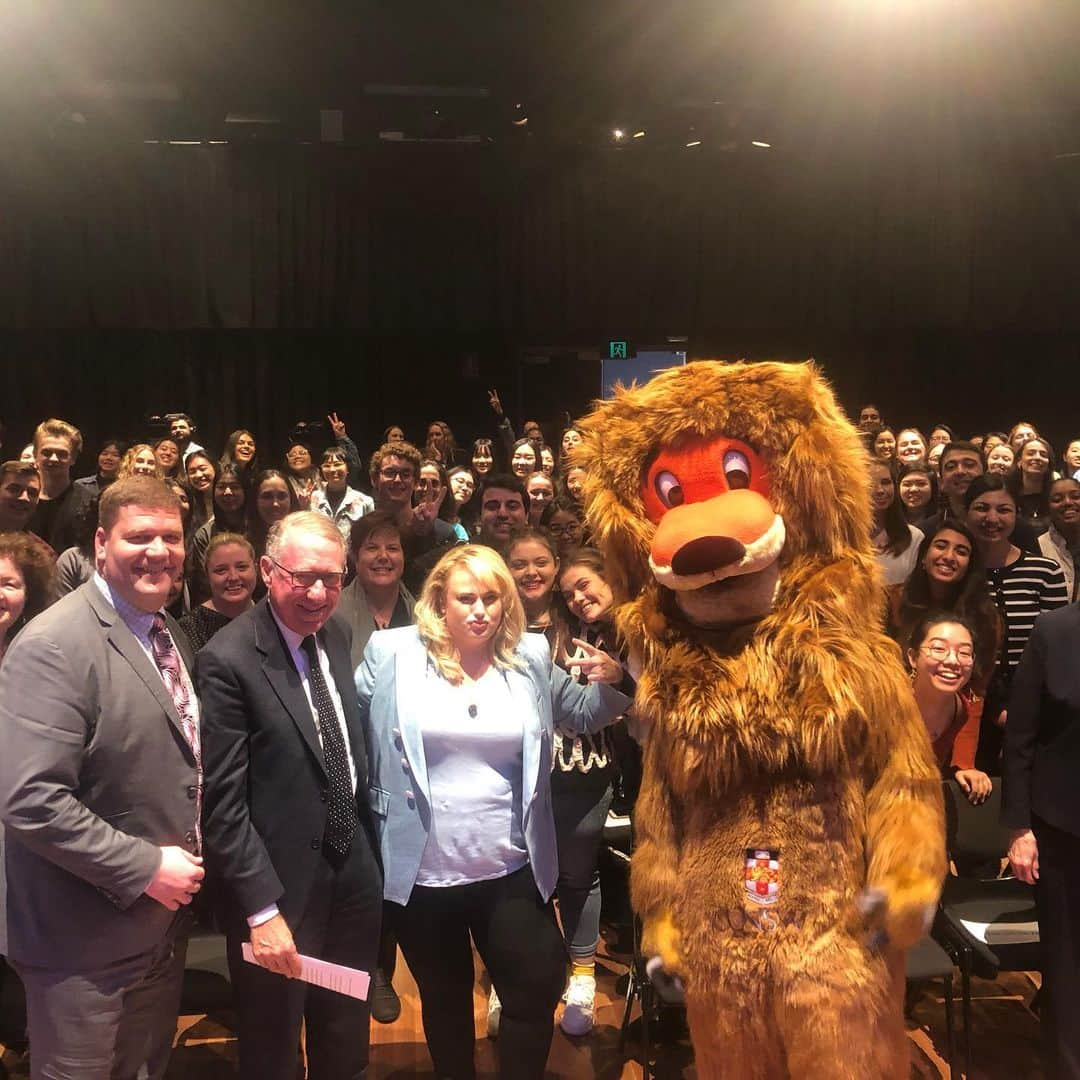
[0,582,200,969]
[336,579,416,669]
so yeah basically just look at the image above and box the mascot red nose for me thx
[578,360,945,1080]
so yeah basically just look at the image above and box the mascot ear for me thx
[775,363,871,560]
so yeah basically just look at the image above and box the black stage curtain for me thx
[0,140,1077,457]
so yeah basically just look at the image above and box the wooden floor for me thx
[1,939,1045,1079]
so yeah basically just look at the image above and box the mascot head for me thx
[578,360,872,633]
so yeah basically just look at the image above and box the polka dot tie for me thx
[301,635,357,861]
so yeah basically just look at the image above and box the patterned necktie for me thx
[150,613,202,851]
[300,635,357,861]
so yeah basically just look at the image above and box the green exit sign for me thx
[608,340,632,360]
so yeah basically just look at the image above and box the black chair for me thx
[905,934,957,1077]
[600,816,687,1079]
[932,778,1039,1078]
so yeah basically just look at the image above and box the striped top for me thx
[985,552,1068,673]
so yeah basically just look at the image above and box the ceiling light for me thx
[613,129,625,140]
[632,130,646,139]
[686,140,702,148]
[751,140,772,148]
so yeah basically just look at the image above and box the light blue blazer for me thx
[355,626,632,905]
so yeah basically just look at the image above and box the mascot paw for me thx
[645,956,687,1004]
[641,912,683,975]
[859,882,937,951]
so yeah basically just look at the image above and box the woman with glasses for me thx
[905,613,991,804]
[540,496,586,557]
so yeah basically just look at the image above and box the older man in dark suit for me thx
[0,476,205,1080]
[197,510,383,1080]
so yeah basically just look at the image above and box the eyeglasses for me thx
[379,468,414,482]
[921,642,974,665]
[269,558,344,591]
[547,523,581,537]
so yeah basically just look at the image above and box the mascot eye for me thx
[654,470,684,508]
[723,450,751,490]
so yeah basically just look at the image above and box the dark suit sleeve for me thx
[196,646,285,916]
[1001,619,1049,830]
[0,637,160,908]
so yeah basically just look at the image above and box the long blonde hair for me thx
[415,544,525,685]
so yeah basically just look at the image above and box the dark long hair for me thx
[245,468,300,557]
[892,521,999,688]
[869,462,912,557]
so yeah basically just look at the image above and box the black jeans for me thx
[391,865,567,1080]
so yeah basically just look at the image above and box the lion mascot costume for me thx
[578,360,945,1078]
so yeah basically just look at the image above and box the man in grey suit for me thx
[0,475,205,1080]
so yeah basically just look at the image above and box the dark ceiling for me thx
[2,1,1079,153]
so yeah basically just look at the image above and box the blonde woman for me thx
[356,544,630,1080]
[117,443,163,480]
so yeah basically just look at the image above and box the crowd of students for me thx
[0,397,1077,1075]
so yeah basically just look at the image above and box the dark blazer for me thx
[1002,604,1080,835]
[0,582,200,969]
[195,599,378,929]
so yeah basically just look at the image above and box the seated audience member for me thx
[424,420,460,466]
[153,437,182,480]
[928,424,954,450]
[563,465,587,505]
[188,463,247,604]
[55,496,99,596]
[526,472,555,526]
[324,412,364,484]
[541,495,587,557]
[383,425,406,446]
[1007,436,1054,531]
[418,460,465,542]
[445,466,477,538]
[471,438,496,478]
[927,443,945,474]
[27,418,94,555]
[870,426,896,463]
[18,446,34,465]
[177,532,257,652]
[370,441,457,594]
[906,613,991,804]
[510,438,540,480]
[869,461,922,586]
[1039,477,1080,602]
[895,428,928,468]
[185,452,217,532]
[857,404,883,432]
[561,427,583,461]
[896,463,937,529]
[476,473,529,552]
[985,442,1015,476]
[0,531,56,663]
[0,462,42,535]
[312,448,373,545]
[1063,437,1080,482]
[246,469,298,563]
[982,431,1009,456]
[284,440,319,508]
[165,478,196,550]
[969,434,985,453]
[119,443,163,479]
[887,522,1001,736]
[539,445,556,477]
[964,475,1068,772]
[221,429,259,485]
[920,442,985,534]
[1008,421,1038,456]
[356,544,630,1080]
[74,438,125,496]
[170,413,204,461]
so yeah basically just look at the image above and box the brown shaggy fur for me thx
[578,360,946,1079]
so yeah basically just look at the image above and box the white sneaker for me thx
[486,987,501,1039]
[560,974,596,1036]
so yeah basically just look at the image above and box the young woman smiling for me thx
[1038,477,1080,602]
[896,463,938,529]
[895,428,928,467]
[906,614,991,804]
[963,475,1068,771]
[1007,436,1055,531]
[868,462,922,586]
